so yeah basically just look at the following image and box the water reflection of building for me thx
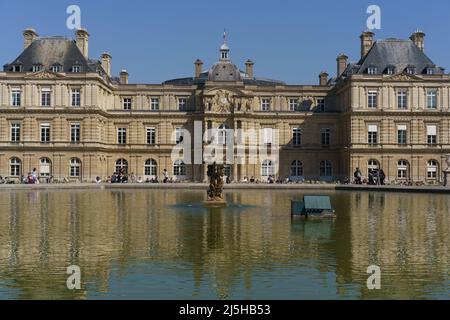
[0,190,448,299]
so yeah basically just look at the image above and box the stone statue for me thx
[206,163,225,202]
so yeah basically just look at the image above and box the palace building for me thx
[0,28,449,183]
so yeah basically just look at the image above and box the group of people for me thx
[353,167,386,185]
[22,168,40,184]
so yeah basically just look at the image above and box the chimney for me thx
[319,71,329,86]
[410,30,425,51]
[194,59,203,78]
[360,31,374,58]
[23,28,38,49]
[76,28,89,58]
[336,54,348,77]
[101,52,112,77]
[245,59,254,79]
[120,70,129,84]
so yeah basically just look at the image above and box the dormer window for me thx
[32,64,43,72]
[426,68,435,75]
[386,66,395,75]
[72,65,81,73]
[51,64,62,73]
[406,66,416,75]
[12,64,22,72]
[367,67,377,75]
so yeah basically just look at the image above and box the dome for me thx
[220,43,229,51]
[208,61,241,81]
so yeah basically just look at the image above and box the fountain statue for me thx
[204,163,227,207]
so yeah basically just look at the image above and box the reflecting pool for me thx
[0,189,449,299]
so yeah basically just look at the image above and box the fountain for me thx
[203,163,227,208]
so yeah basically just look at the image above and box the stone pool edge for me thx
[1,183,450,194]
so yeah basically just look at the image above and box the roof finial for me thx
[223,28,227,44]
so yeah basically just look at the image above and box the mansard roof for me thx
[337,38,444,82]
[3,37,105,75]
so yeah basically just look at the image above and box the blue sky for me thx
[1,0,450,84]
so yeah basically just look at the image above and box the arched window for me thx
[10,157,21,176]
[397,160,409,179]
[368,159,380,175]
[290,160,303,177]
[261,160,274,177]
[173,160,186,176]
[115,159,128,174]
[69,158,81,177]
[319,160,332,177]
[218,123,230,145]
[39,158,52,177]
[427,160,439,180]
[144,159,157,176]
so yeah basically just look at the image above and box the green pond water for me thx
[0,189,448,299]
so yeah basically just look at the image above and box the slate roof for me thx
[3,37,105,75]
[335,38,445,83]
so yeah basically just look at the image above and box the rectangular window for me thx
[32,65,42,72]
[175,127,184,144]
[317,99,325,112]
[261,98,271,111]
[427,125,437,145]
[289,98,298,111]
[11,88,21,106]
[71,123,81,143]
[321,128,331,146]
[150,98,160,110]
[368,124,378,144]
[72,65,81,73]
[11,123,20,143]
[71,89,81,107]
[178,98,187,111]
[367,91,377,109]
[40,123,51,143]
[117,127,127,144]
[262,128,273,145]
[292,128,301,146]
[397,90,408,109]
[51,65,61,73]
[146,127,156,145]
[397,125,407,145]
[41,88,51,107]
[367,67,377,75]
[427,90,437,109]
[123,98,132,110]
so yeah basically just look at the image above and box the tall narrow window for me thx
[427,160,438,179]
[261,160,274,177]
[397,160,409,179]
[397,90,408,109]
[175,127,184,144]
[261,128,273,145]
[427,90,437,109]
[71,89,81,107]
[320,160,332,177]
[427,125,437,145]
[261,98,271,111]
[41,88,51,107]
[40,123,51,143]
[11,88,21,106]
[40,158,51,177]
[321,128,331,146]
[70,158,81,177]
[150,98,160,110]
[117,127,127,144]
[292,128,301,146]
[71,123,81,143]
[178,98,187,111]
[11,123,20,143]
[397,125,407,145]
[290,160,303,177]
[144,159,157,176]
[173,160,186,176]
[146,127,156,145]
[289,98,298,111]
[122,97,132,110]
[317,99,325,112]
[10,157,21,176]
[367,91,378,109]
[368,124,378,144]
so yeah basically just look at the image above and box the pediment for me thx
[24,70,66,79]
[384,72,423,82]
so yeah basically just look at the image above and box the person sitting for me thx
[0,176,5,184]
[242,176,248,183]
[162,169,169,183]
[250,176,255,183]
[137,176,143,183]
[95,176,102,184]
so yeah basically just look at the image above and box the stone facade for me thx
[0,28,449,184]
